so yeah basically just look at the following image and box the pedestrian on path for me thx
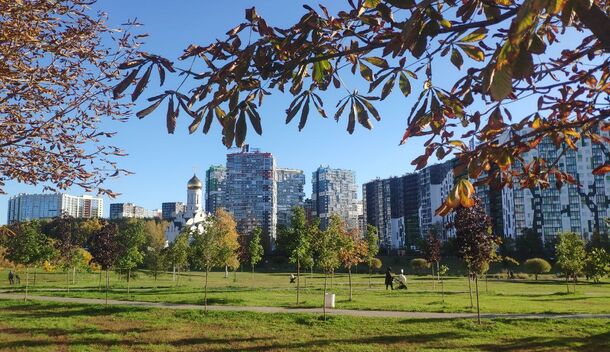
[8,270,14,285]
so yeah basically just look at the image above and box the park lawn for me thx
[0,300,608,351]
[2,269,609,315]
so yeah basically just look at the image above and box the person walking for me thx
[385,267,394,290]
[8,270,14,285]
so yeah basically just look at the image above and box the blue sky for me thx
[2,1,471,223]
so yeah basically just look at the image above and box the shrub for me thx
[370,258,382,273]
[410,258,430,275]
[523,258,551,280]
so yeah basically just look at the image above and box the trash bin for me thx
[324,293,335,308]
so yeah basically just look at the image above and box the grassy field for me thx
[1,269,609,315]
[0,300,608,351]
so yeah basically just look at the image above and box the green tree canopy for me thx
[523,258,552,280]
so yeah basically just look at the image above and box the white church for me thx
[165,174,208,243]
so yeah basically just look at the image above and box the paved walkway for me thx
[1,293,609,320]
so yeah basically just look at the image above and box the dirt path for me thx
[1,293,609,320]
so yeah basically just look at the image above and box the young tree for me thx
[1,0,142,196]
[115,219,146,295]
[287,207,312,304]
[142,220,169,282]
[248,228,264,275]
[88,221,120,305]
[423,229,442,284]
[117,0,610,215]
[215,209,241,279]
[454,196,500,324]
[45,215,82,289]
[315,214,341,320]
[5,220,56,300]
[556,232,586,293]
[167,231,191,285]
[523,258,552,281]
[191,211,239,312]
[583,248,609,283]
[338,227,367,301]
[438,264,449,303]
[364,225,379,287]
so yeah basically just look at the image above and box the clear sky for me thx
[1,0,471,223]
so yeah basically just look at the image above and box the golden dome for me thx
[187,174,202,189]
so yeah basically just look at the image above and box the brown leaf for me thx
[113,69,138,99]
[131,65,153,102]
[136,97,164,119]
[166,98,176,134]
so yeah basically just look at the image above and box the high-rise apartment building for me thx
[311,166,360,230]
[276,168,306,226]
[363,129,609,250]
[7,193,103,223]
[109,203,159,219]
[161,202,185,221]
[205,165,227,214]
[363,174,422,251]
[509,131,609,242]
[225,146,277,250]
[418,161,453,239]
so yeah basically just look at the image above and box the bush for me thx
[523,258,551,280]
[370,258,382,273]
[410,258,430,275]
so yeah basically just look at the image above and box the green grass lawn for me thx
[2,269,609,315]
[0,300,608,351]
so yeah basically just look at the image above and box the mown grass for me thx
[0,300,608,351]
[2,268,609,315]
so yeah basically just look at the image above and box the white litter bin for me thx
[324,293,335,308]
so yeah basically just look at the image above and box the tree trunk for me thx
[348,267,353,302]
[441,278,445,303]
[331,270,334,290]
[436,261,440,281]
[296,257,300,305]
[72,266,76,285]
[224,265,228,278]
[323,274,327,321]
[485,274,488,294]
[172,264,176,283]
[432,266,435,291]
[468,273,473,309]
[368,260,372,288]
[475,276,481,324]
[573,274,577,293]
[535,274,538,281]
[233,269,237,283]
[566,276,570,293]
[127,269,131,296]
[204,268,209,313]
[24,267,29,301]
[105,269,109,306]
[98,271,102,291]
[66,270,70,293]
[33,267,37,287]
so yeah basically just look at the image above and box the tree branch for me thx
[574,2,610,50]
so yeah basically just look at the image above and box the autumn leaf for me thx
[592,164,610,175]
